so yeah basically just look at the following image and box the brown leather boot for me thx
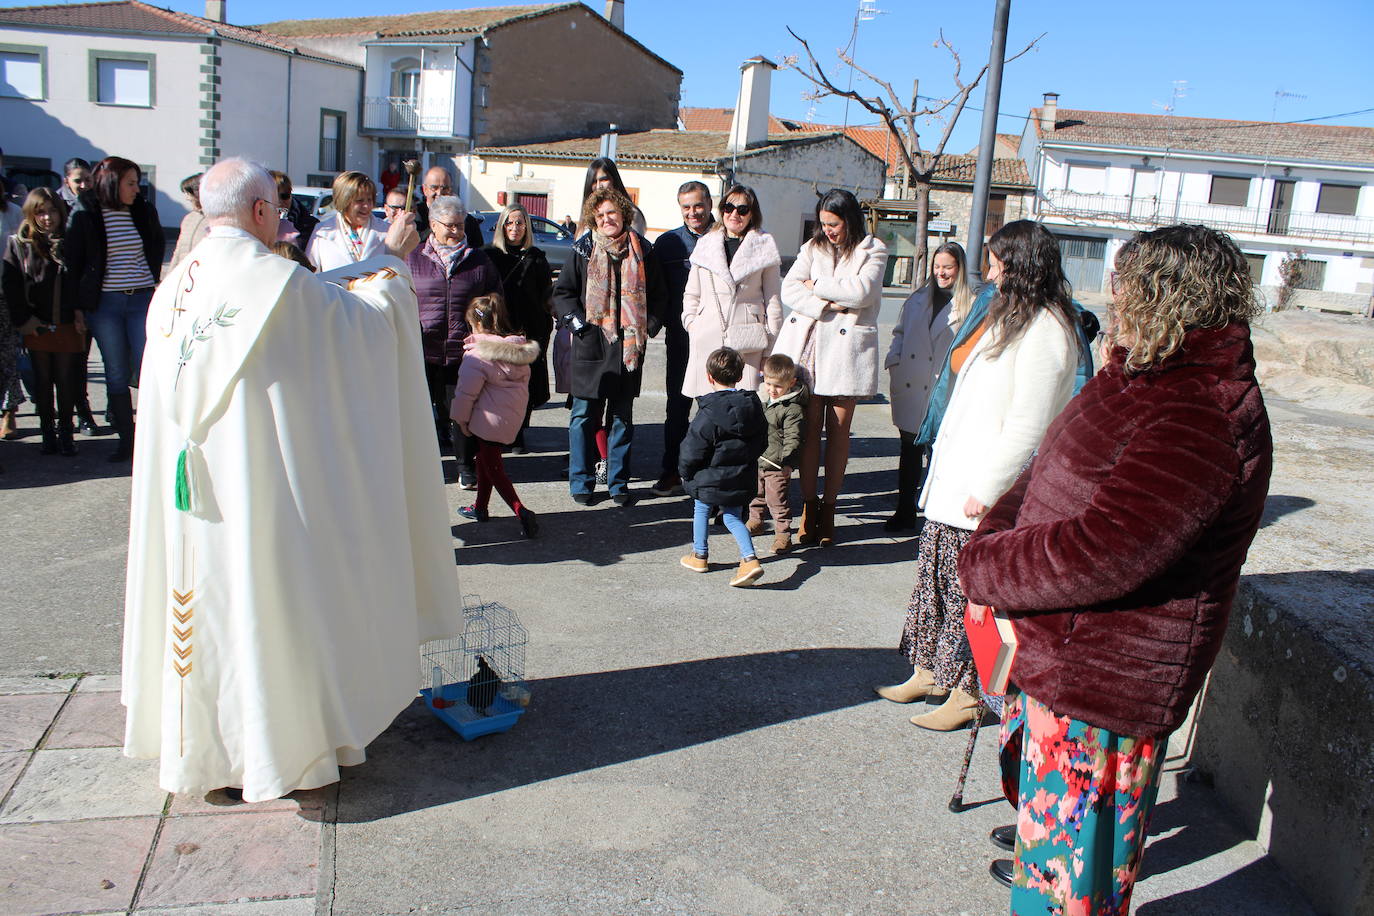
[817,500,837,547]
[771,531,792,554]
[797,497,822,545]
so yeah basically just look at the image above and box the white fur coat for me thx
[681,229,783,397]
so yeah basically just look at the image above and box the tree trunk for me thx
[911,179,932,288]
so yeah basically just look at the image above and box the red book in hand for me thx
[964,603,1018,696]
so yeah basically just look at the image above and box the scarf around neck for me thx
[423,235,469,275]
[585,229,647,370]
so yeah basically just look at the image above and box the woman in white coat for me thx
[775,189,888,546]
[305,171,389,271]
[877,220,1082,731]
[882,241,974,531]
[682,185,782,397]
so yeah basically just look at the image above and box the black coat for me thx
[679,388,767,507]
[3,236,72,327]
[485,243,554,409]
[63,191,164,312]
[552,232,667,400]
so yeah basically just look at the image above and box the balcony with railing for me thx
[361,96,453,137]
[1041,190,1374,245]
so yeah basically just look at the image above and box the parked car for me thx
[474,210,574,276]
[291,187,334,220]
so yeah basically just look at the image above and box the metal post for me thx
[965,0,1011,282]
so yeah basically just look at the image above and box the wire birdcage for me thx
[419,595,530,740]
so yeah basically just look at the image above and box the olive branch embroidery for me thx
[174,304,242,388]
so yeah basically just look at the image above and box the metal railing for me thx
[1041,190,1374,244]
[361,97,453,136]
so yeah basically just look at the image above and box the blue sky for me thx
[151,0,1374,150]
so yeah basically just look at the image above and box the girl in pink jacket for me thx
[450,294,542,537]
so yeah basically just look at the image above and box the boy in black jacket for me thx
[679,347,768,587]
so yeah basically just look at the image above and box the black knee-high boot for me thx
[884,436,924,531]
[107,391,135,463]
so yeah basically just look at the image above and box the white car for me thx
[290,187,334,220]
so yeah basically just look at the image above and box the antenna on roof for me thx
[840,0,885,129]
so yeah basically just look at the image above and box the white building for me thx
[1021,93,1374,313]
[466,58,886,257]
[0,0,365,229]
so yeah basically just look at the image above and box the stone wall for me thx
[477,7,679,147]
[926,185,1032,240]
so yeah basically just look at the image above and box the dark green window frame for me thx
[0,42,47,101]
[88,49,156,108]
[319,108,346,172]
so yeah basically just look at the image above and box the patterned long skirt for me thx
[898,519,978,696]
[999,690,1163,916]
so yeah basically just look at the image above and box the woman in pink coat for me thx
[450,293,542,538]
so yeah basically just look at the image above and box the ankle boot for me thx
[107,392,135,463]
[797,497,822,545]
[58,420,78,456]
[39,418,58,455]
[875,667,937,703]
[910,688,983,731]
[817,500,837,547]
[76,396,100,436]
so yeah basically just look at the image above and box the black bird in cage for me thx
[467,655,503,714]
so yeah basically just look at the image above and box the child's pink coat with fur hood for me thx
[449,333,541,444]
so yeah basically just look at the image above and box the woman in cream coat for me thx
[774,189,888,546]
[877,220,1081,731]
[305,171,389,271]
[682,186,783,397]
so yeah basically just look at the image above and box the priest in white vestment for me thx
[123,158,461,802]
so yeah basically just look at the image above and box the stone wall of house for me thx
[476,7,680,147]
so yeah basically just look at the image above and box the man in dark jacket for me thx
[678,347,767,587]
[649,181,715,497]
[415,166,484,249]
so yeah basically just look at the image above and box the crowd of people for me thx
[1,146,1274,915]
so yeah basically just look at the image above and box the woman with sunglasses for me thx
[774,189,888,546]
[682,185,782,397]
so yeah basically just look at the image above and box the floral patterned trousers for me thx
[999,690,1163,916]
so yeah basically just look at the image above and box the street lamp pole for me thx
[966,0,1011,281]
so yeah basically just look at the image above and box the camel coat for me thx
[775,234,888,398]
[681,229,783,397]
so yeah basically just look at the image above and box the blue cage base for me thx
[420,685,525,740]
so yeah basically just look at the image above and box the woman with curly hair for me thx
[876,220,1083,730]
[958,224,1271,911]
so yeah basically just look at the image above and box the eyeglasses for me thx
[1109,271,1121,294]
[433,220,463,232]
[722,202,752,216]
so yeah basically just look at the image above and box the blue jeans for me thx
[693,500,756,560]
[569,393,634,495]
[87,288,152,396]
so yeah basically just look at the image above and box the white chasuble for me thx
[123,236,460,802]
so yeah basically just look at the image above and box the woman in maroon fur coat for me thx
[958,225,1272,914]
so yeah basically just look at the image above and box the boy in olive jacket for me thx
[748,353,808,554]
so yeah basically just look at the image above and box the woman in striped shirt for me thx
[64,156,164,462]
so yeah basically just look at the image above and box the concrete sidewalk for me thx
[0,294,1330,915]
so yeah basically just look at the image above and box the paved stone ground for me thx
[0,292,1323,915]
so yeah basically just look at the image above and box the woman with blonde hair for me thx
[682,185,783,398]
[882,241,974,531]
[774,189,888,546]
[484,204,553,452]
[959,224,1271,908]
[305,171,388,271]
[3,188,83,455]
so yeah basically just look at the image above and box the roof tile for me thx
[255,3,562,38]
[475,128,870,169]
[1033,107,1374,166]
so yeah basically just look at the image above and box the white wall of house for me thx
[217,41,365,187]
[0,27,204,227]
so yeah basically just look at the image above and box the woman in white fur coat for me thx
[774,189,888,546]
[681,185,783,397]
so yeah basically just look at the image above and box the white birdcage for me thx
[419,595,529,739]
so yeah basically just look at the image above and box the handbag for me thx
[707,270,768,355]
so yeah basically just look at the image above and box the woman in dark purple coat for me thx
[405,195,500,487]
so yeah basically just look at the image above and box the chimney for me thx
[603,0,624,31]
[599,124,619,161]
[727,56,777,154]
[205,0,226,23]
[1040,92,1059,133]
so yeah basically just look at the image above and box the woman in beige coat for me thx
[682,186,783,397]
[774,189,888,546]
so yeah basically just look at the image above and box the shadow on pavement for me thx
[322,647,894,824]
